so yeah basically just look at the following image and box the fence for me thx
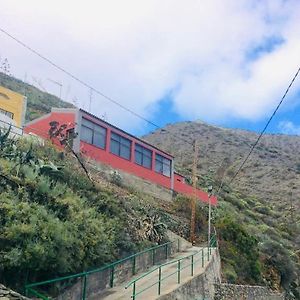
[125,235,217,300]
[0,119,45,145]
[25,240,179,300]
[0,119,24,137]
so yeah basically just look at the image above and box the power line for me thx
[228,66,300,186]
[0,27,194,147]
[3,26,299,198]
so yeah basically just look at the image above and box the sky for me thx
[1,0,300,136]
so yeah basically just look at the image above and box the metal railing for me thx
[0,119,24,137]
[25,240,179,299]
[125,235,217,300]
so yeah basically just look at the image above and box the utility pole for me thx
[89,88,93,112]
[190,139,199,245]
[289,191,295,224]
[48,78,63,99]
[207,185,213,249]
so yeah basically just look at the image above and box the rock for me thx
[0,289,9,295]
[0,284,30,300]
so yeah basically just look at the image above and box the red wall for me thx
[80,131,172,190]
[173,173,217,205]
[24,112,76,149]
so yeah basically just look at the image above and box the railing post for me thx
[132,282,136,300]
[132,256,136,275]
[152,248,155,265]
[110,266,115,288]
[158,266,162,295]
[177,239,180,252]
[82,275,87,300]
[165,243,168,259]
[207,246,210,261]
[202,248,204,267]
[191,255,194,276]
[177,260,181,284]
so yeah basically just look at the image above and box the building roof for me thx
[25,107,174,159]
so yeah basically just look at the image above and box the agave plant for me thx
[0,126,15,158]
[38,160,64,179]
[0,125,11,147]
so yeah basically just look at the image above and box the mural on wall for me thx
[48,121,77,149]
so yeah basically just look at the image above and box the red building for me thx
[24,108,217,205]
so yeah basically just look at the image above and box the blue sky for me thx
[1,0,300,137]
[136,89,300,136]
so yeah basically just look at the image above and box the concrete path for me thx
[94,247,215,300]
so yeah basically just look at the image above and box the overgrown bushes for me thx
[0,130,162,290]
[216,216,262,284]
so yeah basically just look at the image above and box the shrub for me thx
[110,170,123,187]
[223,264,238,283]
[216,216,262,284]
[254,205,271,215]
[261,240,297,289]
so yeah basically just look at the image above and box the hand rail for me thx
[125,235,217,299]
[25,239,179,299]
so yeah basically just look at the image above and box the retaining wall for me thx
[86,159,174,202]
[213,283,284,300]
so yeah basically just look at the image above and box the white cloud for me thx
[0,0,300,131]
[278,121,300,135]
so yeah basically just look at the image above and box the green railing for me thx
[125,235,217,300]
[25,240,179,300]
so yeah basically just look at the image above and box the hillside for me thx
[0,124,297,298]
[145,121,300,297]
[145,121,300,214]
[0,128,182,292]
[0,73,299,297]
[0,72,74,121]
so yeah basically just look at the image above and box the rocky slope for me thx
[145,120,300,217]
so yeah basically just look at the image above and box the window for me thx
[0,108,14,120]
[81,118,106,149]
[135,144,152,169]
[110,132,131,160]
[155,154,171,177]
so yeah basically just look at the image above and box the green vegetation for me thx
[1,73,299,298]
[214,185,299,298]
[172,172,299,297]
[145,121,300,298]
[0,128,168,291]
[216,216,261,284]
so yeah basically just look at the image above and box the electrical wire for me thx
[227,66,300,186]
[2,27,299,197]
[0,27,194,147]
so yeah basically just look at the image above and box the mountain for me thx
[145,120,300,214]
[0,72,74,121]
[1,73,299,296]
[144,120,300,296]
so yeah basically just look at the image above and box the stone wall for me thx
[86,159,174,202]
[0,284,29,300]
[214,283,284,300]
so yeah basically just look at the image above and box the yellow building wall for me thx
[0,86,27,127]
